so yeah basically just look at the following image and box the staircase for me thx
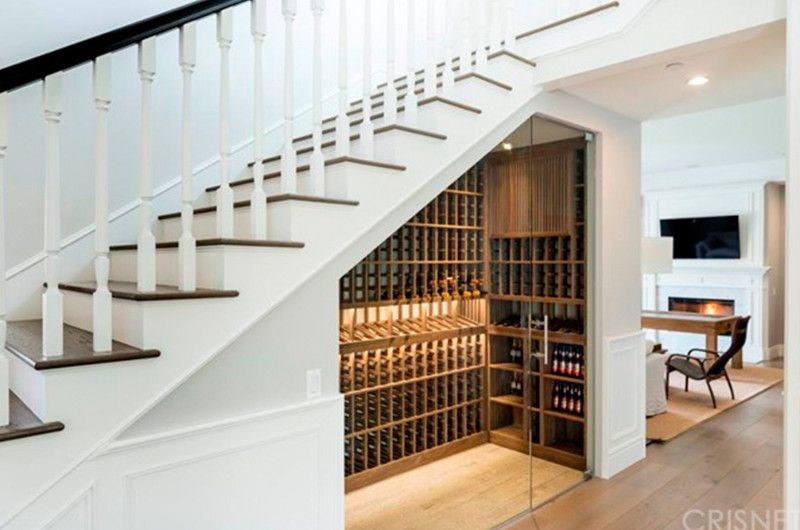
[0,0,630,527]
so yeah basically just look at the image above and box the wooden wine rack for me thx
[339,138,590,490]
[486,138,588,470]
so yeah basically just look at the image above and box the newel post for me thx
[42,73,64,357]
[281,0,298,194]
[92,54,113,352]
[178,23,197,291]
[310,0,326,195]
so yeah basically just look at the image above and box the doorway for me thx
[339,116,594,529]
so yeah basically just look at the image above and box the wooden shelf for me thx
[489,362,524,373]
[339,314,485,354]
[487,293,585,305]
[490,394,525,409]
[486,325,585,345]
[544,409,585,423]
[406,222,483,230]
[543,373,585,384]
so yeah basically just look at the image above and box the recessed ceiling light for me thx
[687,75,709,86]
[502,142,513,151]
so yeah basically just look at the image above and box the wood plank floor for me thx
[345,443,584,530]
[506,383,784,530]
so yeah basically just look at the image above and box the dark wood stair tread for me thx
[159,194,359,221]
[110,238,305,252]
[0,392,64,442]
[58,281,239,301]
[6,320,160,370]
[250,127,445,167]
[296,97,480,143]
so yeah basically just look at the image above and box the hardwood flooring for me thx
[506,383,784,530]
[345,443,584,530]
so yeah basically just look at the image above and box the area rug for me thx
[646,364,783,442]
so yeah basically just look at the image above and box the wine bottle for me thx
[575,386,583,415]
[567,385,576,413]
[552,382,561,411]
[559,347,568,375]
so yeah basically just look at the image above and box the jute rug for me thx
[646,364,783,442]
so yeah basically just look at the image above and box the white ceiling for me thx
[561,23,786,121]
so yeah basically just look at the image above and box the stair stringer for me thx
[0,67,543,528]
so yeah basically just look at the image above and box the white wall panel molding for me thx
[42,482,94,530]
[598,330,646,479]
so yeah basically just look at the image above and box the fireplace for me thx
[669,297,735,317]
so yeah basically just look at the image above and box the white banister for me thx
[359,0,374,157]
[92,55,112,352]
[281,0,298,194]
[404,0,418,126]
[310,0,325,196]
[383,0,398,124]
[442,0,455,95]
[178,23,196,291]
[490,0,503,53]
[503,0,515,51]
[424,0,437,98]
[0,92,8,426]
[459,0,472,75]
[335,0,349,157]
[216,9,234,238]
[137,38,157,293]
[475,0,488,71]
[251,0,267,238]
[42,73,64,357]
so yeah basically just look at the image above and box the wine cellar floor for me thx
[345,443,583,530]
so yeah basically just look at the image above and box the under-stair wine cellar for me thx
[339,131,590,491]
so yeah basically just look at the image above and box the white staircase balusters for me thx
[503,0,515,51]
[281,0,298,194]
[475,0,488,71]
[359,0,374,157]
[251,0,268,238]
[490,0,503,53]
[178,23,197,292]
[424,0,437,98]
[137,38,157,292]
[459,0,472,75]
[334,0,349,157]
[383,0,398,124]
[0,91,8,426]
[216,10,235,238]
[92,55,113,352]
[43,73,64,357]
[404,0,419,126]
[442,0,455,95]
[310,0,326,196]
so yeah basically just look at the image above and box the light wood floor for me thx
[345,443,584,530]
[506,383,784,530]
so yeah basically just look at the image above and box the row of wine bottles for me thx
[551,382,583,416]
[345,402,482,475]
[345,371,484,434]
[340,341,483,393]
[551,345,585,379]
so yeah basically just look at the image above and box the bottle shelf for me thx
[487,293,585,305]
[489,362,525,373]
[490,394,525,409]
[340,313,485,354]
[486,325,585,345]
[543,373,585,384]
[544,409,585,424]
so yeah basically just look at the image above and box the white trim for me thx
[42,482,95,530]
[99,393,341,456]
[784,0,800,524]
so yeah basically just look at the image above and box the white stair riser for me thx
[6,352,48,420]
[110,246,300,291]
[372,129,446,165]
[63,292,146,349]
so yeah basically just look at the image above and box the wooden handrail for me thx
[0,0,247,93]
[516,1,621,40]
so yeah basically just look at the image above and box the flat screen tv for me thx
[659,215,741,259]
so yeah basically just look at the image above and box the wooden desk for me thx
[641,311,741,369]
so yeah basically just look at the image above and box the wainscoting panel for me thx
[43,485,94,530]
[598,331,646,478]
[125,430,319,530]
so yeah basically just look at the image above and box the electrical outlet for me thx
[306,369,322,399]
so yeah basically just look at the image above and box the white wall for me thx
[643,97,786,175]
